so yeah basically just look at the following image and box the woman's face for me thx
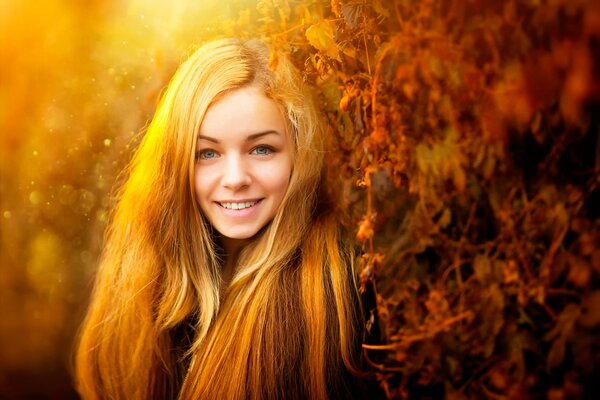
[194,86,293,246]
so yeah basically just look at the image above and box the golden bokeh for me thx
[0,1,248,397]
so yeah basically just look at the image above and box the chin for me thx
[220,227,262,241]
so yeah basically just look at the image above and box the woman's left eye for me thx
[251,146,274,156]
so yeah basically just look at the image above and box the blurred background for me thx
[0,1,251,397]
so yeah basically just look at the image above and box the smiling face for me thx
[194,86,293,250]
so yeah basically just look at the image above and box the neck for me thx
[219,237,248,287]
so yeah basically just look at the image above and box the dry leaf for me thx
[305,21,340,61]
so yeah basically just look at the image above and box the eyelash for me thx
[195,145,276,160]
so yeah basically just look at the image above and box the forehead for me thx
[199,86,287,141]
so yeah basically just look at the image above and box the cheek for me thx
[194,165,212,204]
[257,162,291,198]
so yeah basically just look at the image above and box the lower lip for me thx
[217,200,263,217]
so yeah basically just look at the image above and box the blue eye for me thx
[252,146,273,155]
[196,149,218,160]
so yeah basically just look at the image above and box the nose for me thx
[221,155,251,190]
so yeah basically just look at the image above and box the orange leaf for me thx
[356,217,374,242]
[339,92,350,112]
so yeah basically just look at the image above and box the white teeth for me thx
[221,201,257,210]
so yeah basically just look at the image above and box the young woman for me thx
[75,38,364,399]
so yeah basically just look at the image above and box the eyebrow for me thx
[197,130,280,144]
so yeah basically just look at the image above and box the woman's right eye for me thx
[196,149,219,160]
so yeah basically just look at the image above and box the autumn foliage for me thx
[221,0,600,398]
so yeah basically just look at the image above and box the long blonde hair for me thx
[75,38,361,399]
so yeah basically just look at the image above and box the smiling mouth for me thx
[218,199,262,210]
